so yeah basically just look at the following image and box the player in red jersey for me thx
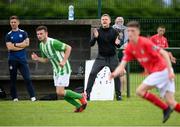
[151,26,168,48]
[110,21,180,123]
[150,25,176,63]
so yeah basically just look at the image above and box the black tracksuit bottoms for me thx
[8,60,35,99]
[86,54,121,97]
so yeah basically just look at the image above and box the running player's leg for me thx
[56,74,85,100]
[137,69,176,123]
[65,89,87,109]
[136,83,173,123]
[65,89,87,106]
[162,91,176,123]
[55,74,87,112]
[136,84,169,110]
[8,60,18,100]
[162,76,180,113]
[56,86,86,112]
[85,57,106,99]
[165,91,180,113]
[137,69,173,110]
[174,103,180,113]
[19,61,36,100]
[56,86,81,108]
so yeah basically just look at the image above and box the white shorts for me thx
[53,74,70,87]
[143,68,175,98]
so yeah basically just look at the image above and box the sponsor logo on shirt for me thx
[19,34,23,38]
[152,45,159,51]
[9,66,13,70]
[132,51,136,55]
[140,49,145,54]
[137,57,149,62]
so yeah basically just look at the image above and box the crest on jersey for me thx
[11,36,13,39]
[140,49,145,54]
[9,66,13,70]
[152,45,159,51]
[132,51,136,55]
[19,34,23,38]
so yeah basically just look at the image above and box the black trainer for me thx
[86,94,90,101]
[163,107,173,123]
[116,95,122,101]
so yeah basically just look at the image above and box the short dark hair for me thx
[158,25,165,29]
[9,15,19,20]
[127,21,140,29]
[101,14,111,20]
[36,25,48,32]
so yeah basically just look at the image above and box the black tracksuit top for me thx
[90,26,120,57]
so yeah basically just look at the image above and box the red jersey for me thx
[122,36,167,74]
[150,34,168,48]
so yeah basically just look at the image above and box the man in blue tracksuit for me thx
[5,16,36,101]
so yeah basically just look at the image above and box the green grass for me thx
[0,73,180,126]
[0,98,180,126]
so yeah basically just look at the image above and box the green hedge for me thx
[1,0,179,47]
[0,0,180,19]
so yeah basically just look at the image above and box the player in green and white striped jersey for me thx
[31,26,87,112]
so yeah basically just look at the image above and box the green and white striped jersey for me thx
[39,37,71,76]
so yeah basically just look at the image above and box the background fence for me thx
[0,0,179,98]
[0,0,179,47]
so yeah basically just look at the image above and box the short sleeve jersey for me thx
[39,37,71,76]
[5,29,28,61]
[122,36,167,74]
[150,34,168,48]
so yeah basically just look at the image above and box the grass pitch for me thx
[0,98,180,126]
[0,73,180,126]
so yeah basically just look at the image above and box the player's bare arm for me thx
[59,44,72,68]
[110,60,127,80]
[15,38,30,48]
[6,42,24,51]
[31,52,49,63]
[159,49,175,79]
[168,52,176,63]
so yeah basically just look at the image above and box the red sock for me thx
[143,92,168,110]
[174,103,180,113]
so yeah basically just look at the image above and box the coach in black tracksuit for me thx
[86,14,122,101]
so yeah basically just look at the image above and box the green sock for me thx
[65,90,82,99]
[64,96,81,108]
